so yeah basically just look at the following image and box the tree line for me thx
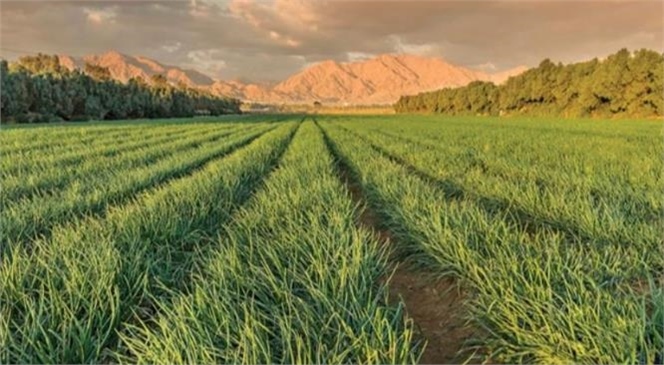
[395,49,664,118]
[1,54,241,123]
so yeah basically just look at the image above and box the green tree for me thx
[84,63,112,82]
[12,53,65,75]
[394,48,663,118]
[1,55,241,123]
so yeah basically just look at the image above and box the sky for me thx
[1,0,662,82]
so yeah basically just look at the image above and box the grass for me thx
[119,121,418,364]
[1,123,275,251]
[319,115,662,364]
[1,121,296,363]
[1,114,661,364]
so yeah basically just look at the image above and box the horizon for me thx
[22,50,532,83]
[1,0,662,83]
[2,46,658,85]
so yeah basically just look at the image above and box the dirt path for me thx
[332,145,479,364]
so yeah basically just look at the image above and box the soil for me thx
[335,157,479,364]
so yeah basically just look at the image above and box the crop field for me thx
[0,115,662,364]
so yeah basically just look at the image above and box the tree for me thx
[394,48,664,118]
[12,53,65,75]
[1,55,241,123]
[1,59,11,118]
[150,74,169,87]
[84,63,112,82]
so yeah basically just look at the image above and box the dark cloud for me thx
[1,0,662,81]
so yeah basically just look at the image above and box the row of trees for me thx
[1,54,241,123]
[395,49,664,118]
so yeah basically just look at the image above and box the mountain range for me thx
[58,51,527,105]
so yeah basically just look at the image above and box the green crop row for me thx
[338,116,659,204]
[319,119,662,364]
[1,123,250,204]
[1,124,136,154]
[0,121,297,363]
[1,114,660,364]
[118,121,419,364]
[0,114,277,162]
[337,122,661,276]
[2,123,277,251]
[1,123,226,177]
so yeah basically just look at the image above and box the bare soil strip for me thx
[316,120,479,364]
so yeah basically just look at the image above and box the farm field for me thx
[0,115,662,364]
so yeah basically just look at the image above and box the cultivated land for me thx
[0,115,662,364]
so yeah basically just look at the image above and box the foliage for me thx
[320,114,662,364]
[395,49,664,118]
[1,115,660,364]
[120,122,418,364]
[0,54,241,123]
[0,119,419,364]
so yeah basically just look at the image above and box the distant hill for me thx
[57,50,527,105]
[213,54,527,104]
[58,51,214,88]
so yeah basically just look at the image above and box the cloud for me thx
[284,38,300,48]
[228,0,266,29]
[189,0,211,18]
[346,52,375,62]
[162,42,182,53]
[228,0,310,48]
[83,6,117,25]
[267,30,301,48]
[390,35,440,56]
[229,0,319,32]
[186,49,227,77]
[474,62,497,72]
[1,0,662,81]
[273,0,320,32]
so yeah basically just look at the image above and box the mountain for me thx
[58,51,214,87]
[58,51,527,105]
[211,54,526,104]
[265,54,490,104]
